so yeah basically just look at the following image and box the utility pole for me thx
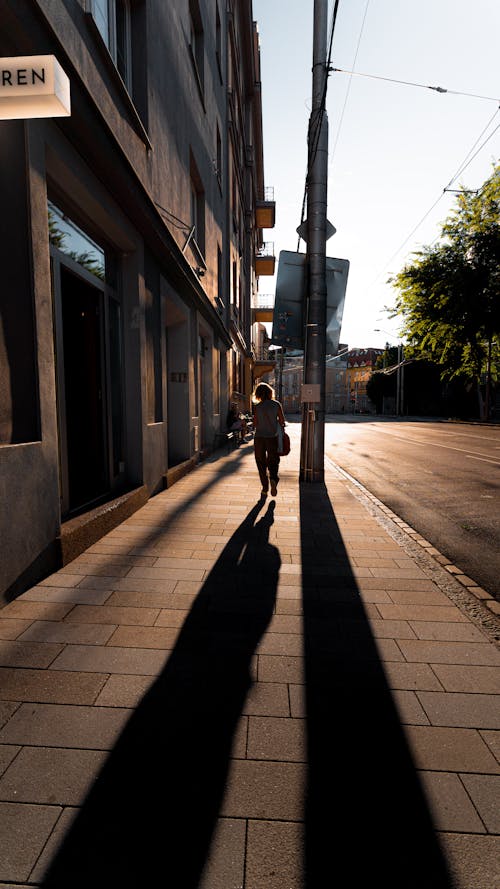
[300,0,329,482]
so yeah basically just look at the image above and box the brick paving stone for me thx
[18,620,116,646]
[391,689,430,725]
[0,641,63,669]
[0,746,107,805]
[29,806,78,884]
[0,801,61,882]
[0,703,130,749]
[94,674,154,708]
[221,759,304,820]
[430,664,500,694]
[64,604,160,626]
[382,662,446,691]
[404,725,500,773]
[0,747,20,778]
[57,562,131,577]
[0,704,19,731]
[247,716,306,762]
[107,625,180,649]
[258,655,305,685]
[408,621,490,643]
[257,633,303,657]
[245,820,303,889]
[0,620,34,640]
[439,833,500,889]
[416,692,500,729]
[19,585,113,605]
[387,589,456,606]
[105,591,181,610]
[0,602,73,621]
[376,604,468,623]
[38,574,82,588]
[154,608,190,627]
[419,771,486,832]
[399,640,500,666]
[243,682,290,717]
[50,644,168,676]
[480,730,500,763]
[198,817,246,889]
[460,774,500,832]
[0,667,107,705]
[367,619,416,639]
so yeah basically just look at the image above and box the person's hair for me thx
[253,382,274,403]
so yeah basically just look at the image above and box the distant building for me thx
[346,348,384,413]
[0,0,274,598]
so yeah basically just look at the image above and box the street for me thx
[324,417,500,598]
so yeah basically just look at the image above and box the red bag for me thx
[278,429,290,456]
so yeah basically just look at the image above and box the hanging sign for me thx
[0,55,71,120]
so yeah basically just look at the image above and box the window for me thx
[215,4,222,79]
[216,123,222,187]
[190,152,206,258]
[87,0,131,88]
[189,0,204,95]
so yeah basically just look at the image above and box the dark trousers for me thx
[254,435,279,489]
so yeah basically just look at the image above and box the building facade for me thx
[0,0,274,599]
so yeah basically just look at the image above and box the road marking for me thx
[374,427,500,463]
[466,455,500,466]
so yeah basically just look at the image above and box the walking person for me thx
[252,382,286,497]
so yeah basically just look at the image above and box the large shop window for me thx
[49,201,124,515]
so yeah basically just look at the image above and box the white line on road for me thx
[466,455,500,466]
[374,427,500,463]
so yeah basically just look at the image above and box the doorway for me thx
[59,265,108,511]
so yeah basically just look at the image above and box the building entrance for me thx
[49,200,124,517]
[60,266,108,511]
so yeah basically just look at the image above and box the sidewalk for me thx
[0,422,499,888]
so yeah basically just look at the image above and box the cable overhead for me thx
[368,108,500,285]
[330,0,371,164]
[330,67,500,103]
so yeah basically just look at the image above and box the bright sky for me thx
[252,0,500,351]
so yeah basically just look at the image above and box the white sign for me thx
[301,384,321,403]
[0,55,71,120]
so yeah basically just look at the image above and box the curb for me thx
[326,457,500,624]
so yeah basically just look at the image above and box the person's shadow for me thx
[42,498,279,888]
[301,482,452,888]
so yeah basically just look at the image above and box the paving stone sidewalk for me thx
[0,423,499,888]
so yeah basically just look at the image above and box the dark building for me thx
[0,0,275,599]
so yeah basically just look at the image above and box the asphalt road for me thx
[324,417,500,598]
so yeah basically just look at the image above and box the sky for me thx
[252,0,500,351]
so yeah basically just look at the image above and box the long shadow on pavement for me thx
[300,481,452,888]
[42,497,279,887]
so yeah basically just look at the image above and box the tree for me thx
[391,163,500,418]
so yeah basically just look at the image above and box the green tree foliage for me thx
[391,163,500,393]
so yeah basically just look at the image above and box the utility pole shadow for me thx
[42,498,280,888]
[300,482,452,888]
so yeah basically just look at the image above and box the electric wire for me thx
[330,0,370,164]
[331,67,500,103]
[154,201,192,232]
[368,107,500,285]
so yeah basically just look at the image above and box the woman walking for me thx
[252,382,286,497]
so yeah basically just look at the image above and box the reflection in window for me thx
[48,201,105,281]
[87,0,131,89]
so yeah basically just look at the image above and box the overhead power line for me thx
[330,0,371,165]
[330,67,500,103]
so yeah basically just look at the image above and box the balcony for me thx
[255,241,275,276]
[256,187,276,229]
[252,294,274,324]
